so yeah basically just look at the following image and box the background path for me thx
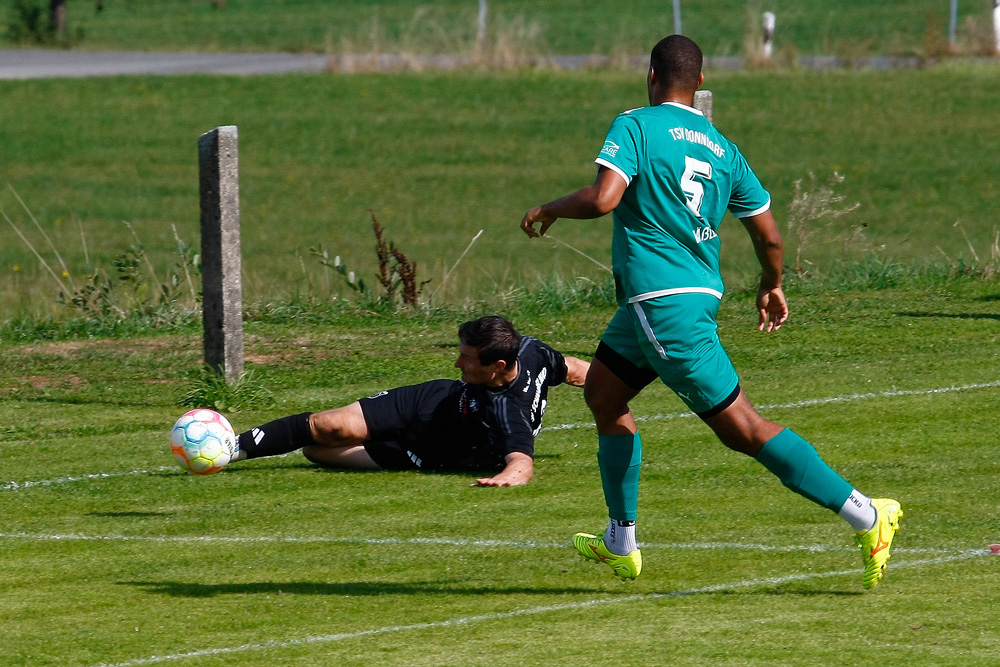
[0,49,330,79]
[0,49,937,79]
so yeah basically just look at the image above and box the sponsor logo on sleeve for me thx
[600,141,620,157]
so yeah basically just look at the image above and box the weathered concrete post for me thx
[694,90,712,123]
[198,125,244,383]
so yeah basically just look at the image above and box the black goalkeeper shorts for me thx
[358,379,460,470]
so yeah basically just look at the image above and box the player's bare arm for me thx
[520,167,627,238]
[741,210,788,333]
[473,451,533,487]
[563,356,590,387]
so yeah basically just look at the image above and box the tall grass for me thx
[7,0,995,58]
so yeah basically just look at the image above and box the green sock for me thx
[598,432,642,522]
[755,428,852,511]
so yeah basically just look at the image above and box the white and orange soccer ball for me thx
[170,409,238,475]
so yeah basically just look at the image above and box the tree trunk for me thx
[50,0,67,40]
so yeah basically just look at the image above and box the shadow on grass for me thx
[704,588,861,598]
[86,511,174,518]
[120,580,599,597]
[897,311,1000,320]
[228,463,493,480]
[122,580,863,599]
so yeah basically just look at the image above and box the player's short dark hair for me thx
[649,34,703,90]
[458,315,522,367]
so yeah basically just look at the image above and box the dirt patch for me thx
[17,337,199,357]
[27,375,84,391]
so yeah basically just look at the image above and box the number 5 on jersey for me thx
[681,155,713,218]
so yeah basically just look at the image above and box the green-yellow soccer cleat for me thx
[573,532,642,581]
[855,498,903,590]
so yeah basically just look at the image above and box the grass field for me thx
[2,6,999,662]
[2,65,999,320]
[5,0,997,57]
[2,282,999,665]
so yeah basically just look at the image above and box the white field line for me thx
[545,378,1000,431]
[0,531,957,556]
[87,549,994,667]
[3,379,998,493]
[0,453,295,492]
[0,466,177,492]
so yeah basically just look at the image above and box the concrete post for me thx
[198,125,244,383]
[694,90,712,123]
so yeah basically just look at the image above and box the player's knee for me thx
[716,415,782,457]
[583,384,607,415]
[585,386,628,426]
[310,410,350,442]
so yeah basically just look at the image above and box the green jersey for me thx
[595,102,771,306]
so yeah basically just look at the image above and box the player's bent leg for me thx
[701,388,782,457]
[236,403,373,464]
[302,444,381,469]
[707,395,853,512]
[302,403,378,468]
[704,388,903,589]
[309,402,371,446]
[584,357,641,434]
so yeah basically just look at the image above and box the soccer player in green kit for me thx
[520,35,902,589]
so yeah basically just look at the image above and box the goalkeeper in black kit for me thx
[229,315,589,486]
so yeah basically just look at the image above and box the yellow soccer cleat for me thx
[855,498,903,590]
[573,532,642,581]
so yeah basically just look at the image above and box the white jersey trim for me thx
[731,198,772,219]
[595,158,631,186]
[628,286,724,303]
[663,101,703,116]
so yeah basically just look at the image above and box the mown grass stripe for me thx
[4,379,997,493]
[0,531,960,555]
[86,550,993,667]
[545,379,1000,431]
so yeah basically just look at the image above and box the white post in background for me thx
[694,90,712,123]
[948,0,958,48]
[672,0,682,34]
[994,0,1000,54]
[476,0,488,53]
[762,12,776,59]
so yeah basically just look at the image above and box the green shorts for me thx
[597,293,740,415]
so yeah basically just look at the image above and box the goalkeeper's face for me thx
[455,343,505,386]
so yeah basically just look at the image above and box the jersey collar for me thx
[661,101,704,116]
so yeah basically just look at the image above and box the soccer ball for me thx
[170,409,238,475]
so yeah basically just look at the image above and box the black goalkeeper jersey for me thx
[406,336,568,471]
